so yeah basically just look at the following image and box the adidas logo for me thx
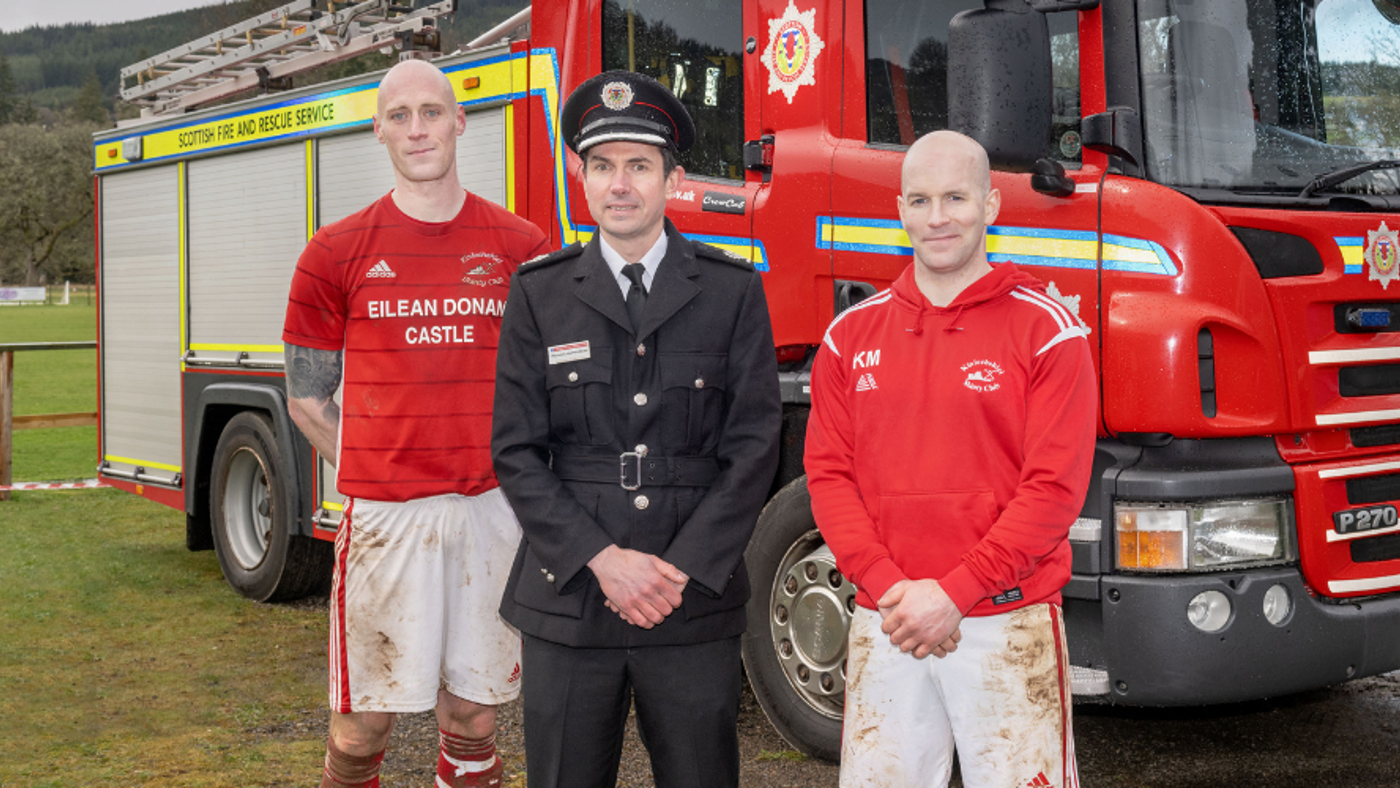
[1027,773,1053,788]
[855,373,878,392]
[508,662,521,684]
[366,260,396,278]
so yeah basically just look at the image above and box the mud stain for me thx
[359,527,393,551]
[976,605,1062,772]
[372,630,402,682]
[421,529,440,551]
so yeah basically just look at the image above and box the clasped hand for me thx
[877,579,963,659]
[588,545,688,629]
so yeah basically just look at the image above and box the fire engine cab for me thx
[93,0,1400,759]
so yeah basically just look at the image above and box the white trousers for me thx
[329,488,523,713]
[840,603,1078,788]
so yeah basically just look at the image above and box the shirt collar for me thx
[599,230,668,297]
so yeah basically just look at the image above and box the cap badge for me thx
[1367,220,1400,290]
[761,0,825,104]
[601,81,635,111]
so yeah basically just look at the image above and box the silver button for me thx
[634,392,648,406]
[695,377,705,389]
[635,444,648,456]
[568,371,579,382]
[546,573,556,583]
[634,495,650,510]
[637,343,646,357]
[540,567,549,575]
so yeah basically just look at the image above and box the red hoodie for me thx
[805,262,1097,617]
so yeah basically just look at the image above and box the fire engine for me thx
[93,0,1400,760]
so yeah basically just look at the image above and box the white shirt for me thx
[599,231,668,299]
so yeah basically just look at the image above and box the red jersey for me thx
[284,191,550,501]
[805,263,1097,617]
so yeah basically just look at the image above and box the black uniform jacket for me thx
[492,220,781,648]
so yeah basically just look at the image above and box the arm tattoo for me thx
[286,344,343,400]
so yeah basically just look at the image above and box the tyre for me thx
[210,411,330,602]
[741,475,853,762]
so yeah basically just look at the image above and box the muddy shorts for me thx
[329,488,523,713]
[840,603,1078,788]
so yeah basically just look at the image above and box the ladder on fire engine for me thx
[120,0,457,117]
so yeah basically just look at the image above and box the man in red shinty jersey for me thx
[283,59,550,788]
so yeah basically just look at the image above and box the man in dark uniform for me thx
[491,71,782,788]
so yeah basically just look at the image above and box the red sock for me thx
[321,738,384,788]
[437,729,502,788]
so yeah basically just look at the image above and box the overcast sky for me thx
[2,1,227,33]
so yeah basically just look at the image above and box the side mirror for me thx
[1031,157,1076,197]
[947,1,1052,173]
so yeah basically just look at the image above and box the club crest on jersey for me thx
[1367,221,1400,289]
[461,252,506,286]
[962,359,1004,392]
[602,81,634,111]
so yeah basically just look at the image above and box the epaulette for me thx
[693,241,755,271]
[519,242,584,271]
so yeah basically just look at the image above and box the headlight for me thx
[1115,499,1293,571]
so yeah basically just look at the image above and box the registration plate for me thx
[1333,504,1399,534]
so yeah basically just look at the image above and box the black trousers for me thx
[520,633,742,788]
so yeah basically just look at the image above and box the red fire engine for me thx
[94,0,1400,759]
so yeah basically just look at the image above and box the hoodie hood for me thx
[889,261,1047,335]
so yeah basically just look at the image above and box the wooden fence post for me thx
[1,349,13,501]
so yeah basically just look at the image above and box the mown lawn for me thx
[0,489,328,786]
[1,304,98,481]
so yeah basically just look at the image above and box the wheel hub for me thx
[223,446,273,570]
[770,541,856,717]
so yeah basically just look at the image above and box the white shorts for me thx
[840,603,1078,788]
[329,488,523,713]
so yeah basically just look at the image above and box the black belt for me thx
[551,449,721,490]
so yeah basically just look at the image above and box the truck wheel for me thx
[742,476,853,762]
[211,411,329,602]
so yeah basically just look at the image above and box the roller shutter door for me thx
[100,166,183,483]
[188,143,306,365]
[456,107,507,208]
[317,105,508,226]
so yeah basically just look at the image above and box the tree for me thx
[0,55,16,126]
[71,71,110,126]
[11,96,37,126]
[0,123,96,286]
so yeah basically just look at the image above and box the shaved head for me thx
[902,130,991,199]
[896,129,1001,306]
[376,59,456,115]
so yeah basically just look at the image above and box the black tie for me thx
[622,263,647,334]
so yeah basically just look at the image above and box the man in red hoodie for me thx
[805,130,1096,788]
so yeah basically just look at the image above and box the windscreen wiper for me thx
[1299,159,1400,198]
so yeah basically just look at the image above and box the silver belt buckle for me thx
[619,445,648,490]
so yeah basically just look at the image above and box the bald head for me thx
[376,59,456,115]
[895,129,1001,304]
[902,130,991,199]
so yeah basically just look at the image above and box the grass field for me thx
[1,304,98,481]
[0,488,329,786]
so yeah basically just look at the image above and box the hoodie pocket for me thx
[876,491,998,582]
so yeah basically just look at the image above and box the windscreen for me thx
[1138,0,1400,194]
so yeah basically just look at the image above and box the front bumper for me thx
[1067,567,1400,706]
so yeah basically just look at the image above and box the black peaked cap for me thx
[560,70,695,155]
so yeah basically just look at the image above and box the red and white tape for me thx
[0,478,109,492]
